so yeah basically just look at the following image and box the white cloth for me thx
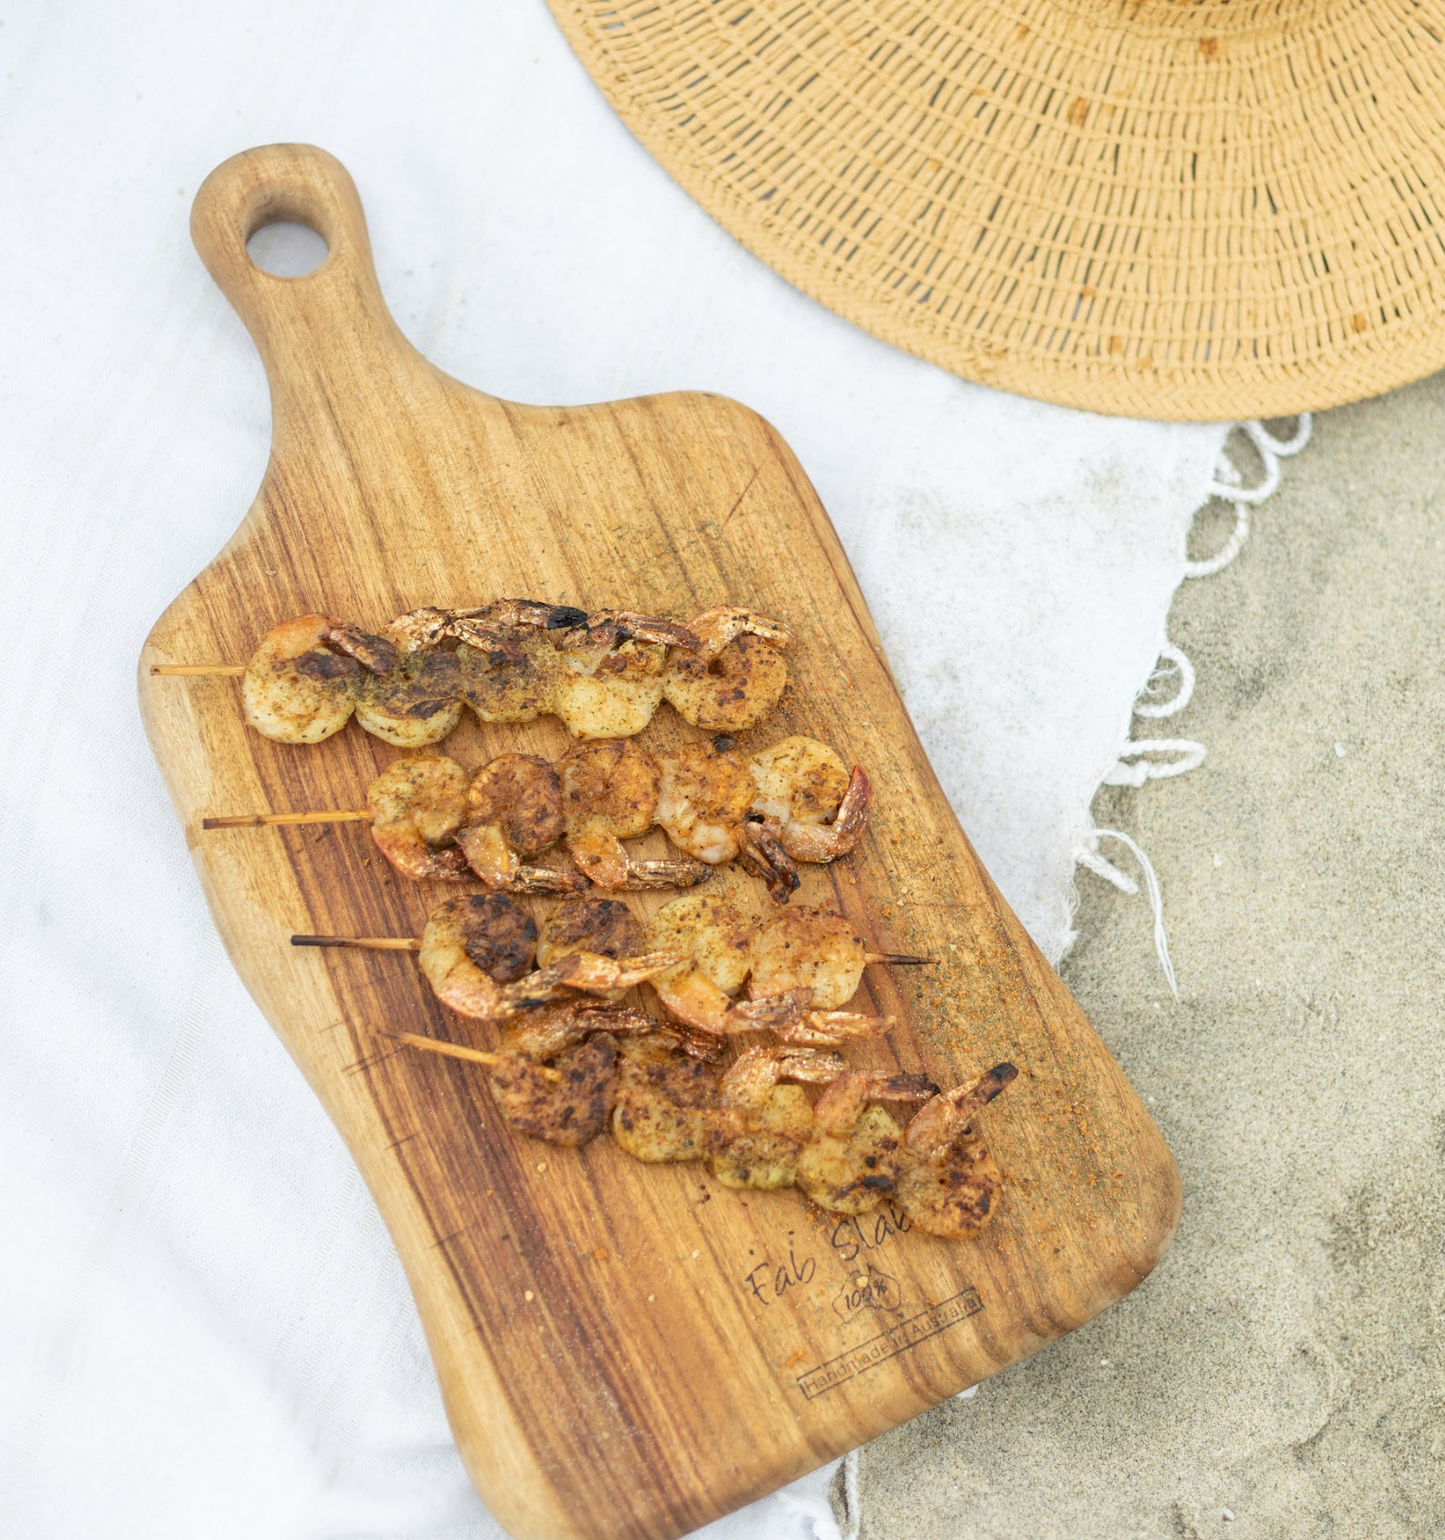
[0,4,1227,1537]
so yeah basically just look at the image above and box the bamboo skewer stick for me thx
[150,663,247,676]
[204,809,370,829]
[377,1029,499,1066]
[293,935,421,950]
[290,932,930,967]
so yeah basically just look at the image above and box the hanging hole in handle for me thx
[246,220,329,277]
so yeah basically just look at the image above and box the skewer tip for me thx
[149,663,246,676]
[291,934,422,950]
[203,809,370,828]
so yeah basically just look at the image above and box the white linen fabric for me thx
[0,3,1227,1537]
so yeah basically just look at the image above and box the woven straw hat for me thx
[547,1,1445,420]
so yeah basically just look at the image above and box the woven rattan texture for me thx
[547,0,1445,419]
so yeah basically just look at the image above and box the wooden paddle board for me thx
[139,144,1180,1540]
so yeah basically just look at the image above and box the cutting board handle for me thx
[191,144,423,424]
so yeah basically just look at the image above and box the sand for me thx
[839,376,1445,1538]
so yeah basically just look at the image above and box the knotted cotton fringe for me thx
[1072,414,1313,989]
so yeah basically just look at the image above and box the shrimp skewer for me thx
[662,606,793,732]
[295,893,682,1024]
[275,880,929,1045]
[385,1021,1017,1237]
[157,602,816,745]
[209,739,777,894]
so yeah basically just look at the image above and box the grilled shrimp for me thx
[707,1046,843,1190]
[457,629,558,723]
[745,908,890,1045]
[418,894,679,1022]
[559,740,708,889]
[552,612,699,739]
[644,895,810,1038]
[749,736,872,864]
[611,1033,718,1163]
[662,606,793,732]
[452,600,584,724]
[655,739,756,866]
[477,1002,656,1146]
[896,1063,1017,1237]
[794,1069,939,1215]
[537,896,647,1003]
[365,755,471,881]
[456,753,588,895]
[352,611,466,747]
[655,739,800,901]
[242,614,392,743]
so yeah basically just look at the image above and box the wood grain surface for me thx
[139,144,1181,1540]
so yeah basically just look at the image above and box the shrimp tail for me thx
[906,1062,1018,1154]
[832,767,873,850]
[773,1048,850,1084]
[589,950,691,991]
[510,865,595,895]
[560,610,698,653]
[739,817,801,902]
[613,857,712,890]
[457,599,589,631]
[518,950,686,1002]
[688,606,795,660]
[565,1004,659,1038]
[320,623,397,675]
[369,829,474,882]
[775,1010,896,1046]
[728,986,813,1033]
[869,1072,943,1101]
[458,824,592,894]
[951,1061,1019,1115]
[386,607,456,650]
[776,766,873,864]
[610,612,702,649]
[444,602,582,658]
[658,1026,730,1063]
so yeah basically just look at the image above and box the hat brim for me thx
[548,0,1445,421]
